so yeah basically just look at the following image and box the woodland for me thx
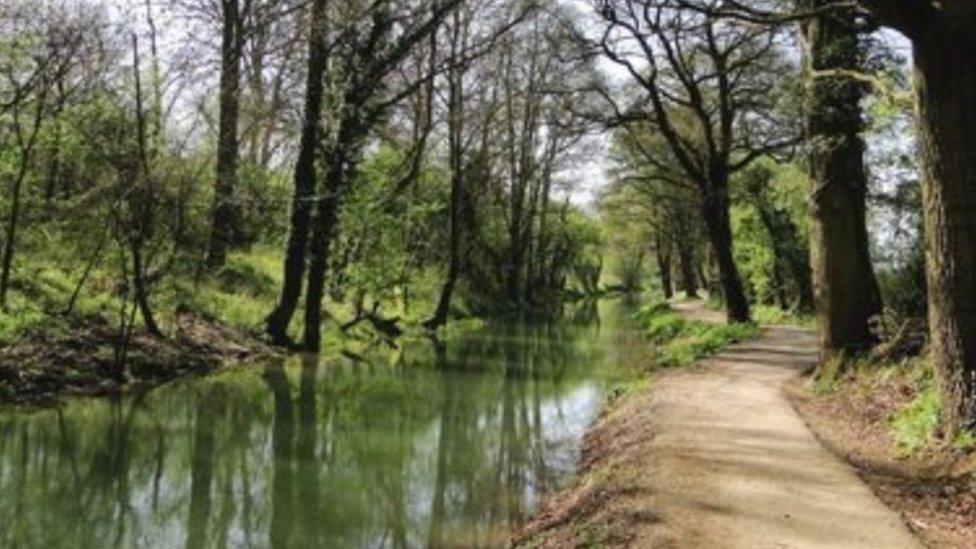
[0,0,974,470]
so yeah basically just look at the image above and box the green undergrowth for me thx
[0,241,479,355]
[634,301,761,370]
[813,354,976,458]
[751,304,816,327]
[703,298,814,328]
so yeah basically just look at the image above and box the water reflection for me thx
[0,301,647,548]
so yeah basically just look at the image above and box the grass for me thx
[633,301,761,369]
[890,382,942,457]
[700,297,814,328]
[752,304,816,328]
[808,351,976,458]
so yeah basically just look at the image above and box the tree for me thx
[800,0,882,356]
[263,0,463,350]
[592,0,799,323]
[850,0,976,433]
[604,126,705,300]
[206,0,253,268]
[0,6,87,309]
[735,161,814,312]
[264,0,329,346]
[424,7,468,330]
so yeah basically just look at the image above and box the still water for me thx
[0,301,648,548]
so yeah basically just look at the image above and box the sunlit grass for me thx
[633,301,761,370]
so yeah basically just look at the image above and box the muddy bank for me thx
[0,314,277,407]
[787,377,976,548]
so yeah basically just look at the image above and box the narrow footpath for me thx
[518,303,922,548]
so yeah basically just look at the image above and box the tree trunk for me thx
[206,0,245,269]
[131,242,162,336]
[913,28,976,432]
[302,150,347,352]
[264,0,328,346]
[654,237,673,300]
[425,155,463,330]
[0,151,29,311]
[756,203,815,313]
[676,238,699,299]
[0,90,47,310]
[701,186,750,323]
[426,20,463,331]
[803,4,882,357]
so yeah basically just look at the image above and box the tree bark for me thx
[0,89,47,310]
[426,12,463,330]
[206,0,246,268]
[701,186,750,323]
[913,28,976,432]
[264,0,328,346]
[302,143,350,352]
[803,3,883,357]
[676,238,699,299]
[654,236,673,300]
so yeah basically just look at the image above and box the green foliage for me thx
[656,321,761,369]
[184,246,284,332]
[890,383,941,457]
[730,159,812,307]
[731,203,776,299]
[812,353,847,396]
[752,304,815,328]
[633,301,761,369]
[327,146,447,316]
[952,430,976,452]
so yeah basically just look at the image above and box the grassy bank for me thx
[600,302,760,404]
[0,246,288,407]
[0,244,458,407]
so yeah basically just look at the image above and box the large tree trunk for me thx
[803,4,882,357]
[0,151,29,311]
[701,186,750,323]
[0,91,46,310]
[264,0,328,346]
[206,0,245,268]
[913,29,976,432]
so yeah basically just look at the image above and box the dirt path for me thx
[519,305,922,548]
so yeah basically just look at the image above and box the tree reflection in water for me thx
[0,301,646,548]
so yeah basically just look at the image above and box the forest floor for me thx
[515,302,926,548]
[0,313,277,407]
